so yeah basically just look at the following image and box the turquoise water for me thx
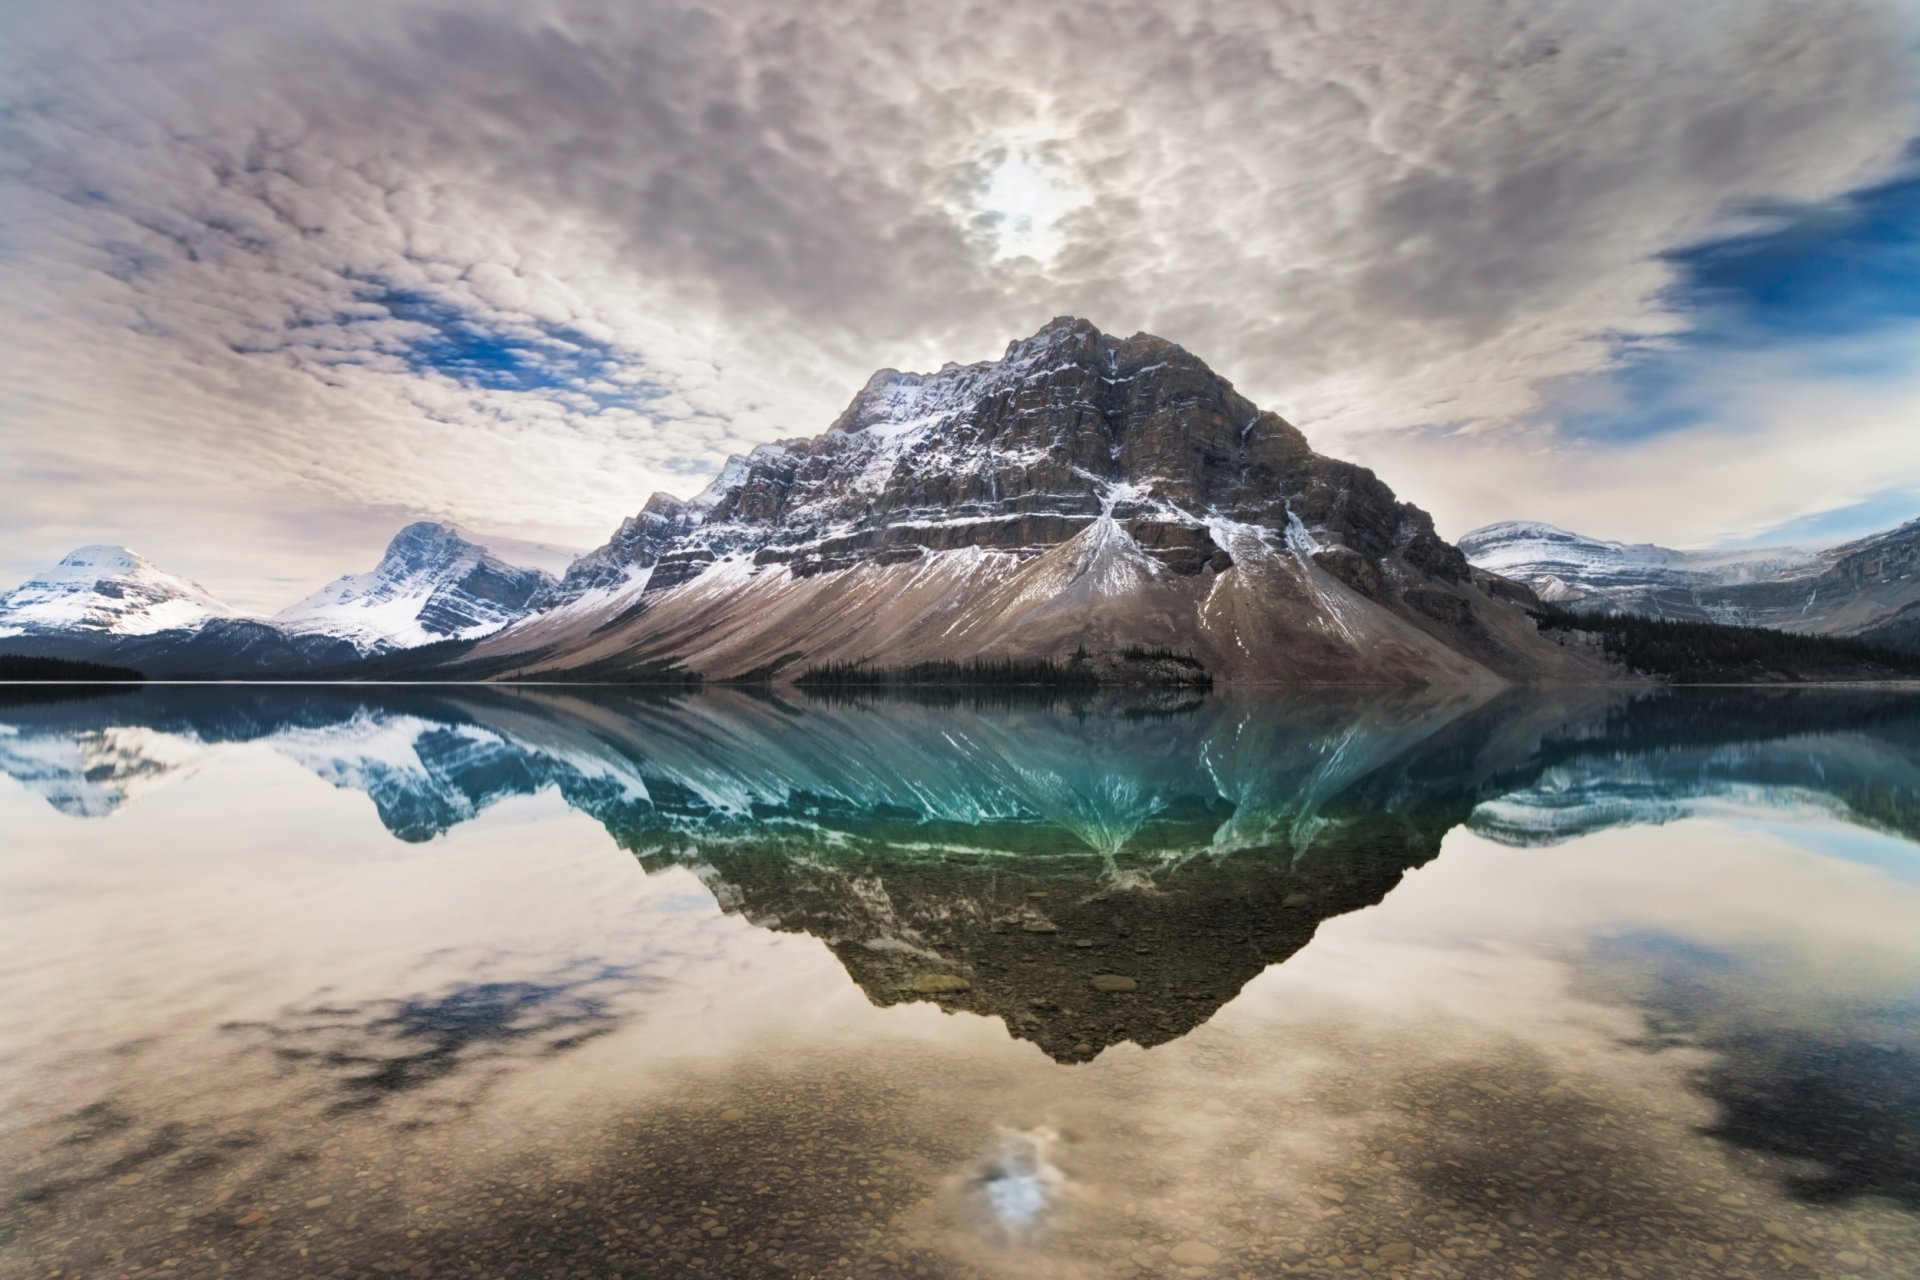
[2,685,1917,1277]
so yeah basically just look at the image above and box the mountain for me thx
[532,493,697,618]
[1459,518,1920,645]
[0,545,348,674]
[275,521,555,652]
[0,545,237,639]
[0,524,555,676]
[461,317,1600,686]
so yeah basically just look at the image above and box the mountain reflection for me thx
[3,685,1917,1062]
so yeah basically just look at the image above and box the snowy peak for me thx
[275,521,554,652]
[0,544,238,638]
[1458,517,1918,636]
[44,545,158,579]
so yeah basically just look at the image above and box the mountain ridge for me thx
[0,523,556,676]
[1460,517,1920,646]
[17,320,1911,683]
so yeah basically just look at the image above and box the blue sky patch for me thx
[1668,167,1920,345]
[1726,486,1920,548]
[1555,155,1920,477]
[372,287,625,395]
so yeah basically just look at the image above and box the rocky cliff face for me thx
[537,493,696,611]
[473,318,1594,686]
[649,318,1468,586]
[1460,518,1920,640]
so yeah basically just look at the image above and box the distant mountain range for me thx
[0,523,554,676]
[3,317,1914,682]
[1459,519,1920,652]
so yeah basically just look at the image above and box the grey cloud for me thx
[1,0,1917,602]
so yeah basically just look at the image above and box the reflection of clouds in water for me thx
[8,695,1920,1277]
[975,1125,1063,1233]
[1700,1023,1920,1211]
[1600,930,1920,1210]
[12,955,656,1216]
[227,956,653,1115]
[1241,818,1920,1220]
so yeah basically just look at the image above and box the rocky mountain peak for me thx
[467,319,1583,686]
[649,314,1453,590]
[383,520,471,560]
[275,521,553,650]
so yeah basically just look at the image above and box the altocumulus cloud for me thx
[0,0,1917,606]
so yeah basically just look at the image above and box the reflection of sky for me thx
[4,736,1919,1277]
[1725,817,1920,884]
[977,1128,1061,1233]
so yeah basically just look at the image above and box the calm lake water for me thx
[3,684,1918,1279]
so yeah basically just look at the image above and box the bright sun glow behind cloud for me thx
[976,148,1087,262]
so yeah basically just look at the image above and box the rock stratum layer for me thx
[464,318,1595,686]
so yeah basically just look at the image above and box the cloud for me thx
[1,0,1916,602]
[1368,330,1920,545]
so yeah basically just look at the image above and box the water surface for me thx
[3,684,1918,1278]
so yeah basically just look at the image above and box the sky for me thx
[3,0,1920,611]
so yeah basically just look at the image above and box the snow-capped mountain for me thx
[0,545,347,675]
[463,317,1601,686]
[0,525,556,676]
[0,545,237,639]
[1459,518,1920,643]
[276,521,555,652]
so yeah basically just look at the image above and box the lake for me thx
[3,684,1917,1278]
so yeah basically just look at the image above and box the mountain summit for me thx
[464,317,1595,685]
[276,521,555,651]
[0,545,237,639]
